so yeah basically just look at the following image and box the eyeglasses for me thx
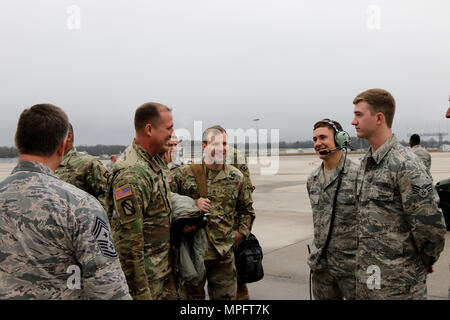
[168,143,178,147]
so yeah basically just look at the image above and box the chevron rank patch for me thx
[115,185,133,200]
[92,217,118,258]
[412,184,433,198]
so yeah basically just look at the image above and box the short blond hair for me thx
[202,125,227,143]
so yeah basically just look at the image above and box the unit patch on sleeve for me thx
[113,184,140,223]
[121,199,136,216]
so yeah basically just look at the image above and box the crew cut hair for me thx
[134,102,171,132]
[202,125,227,143]
[15,104,69,156]
[353,88,396,128]
[313,119,343,132]
[410,134,421,145]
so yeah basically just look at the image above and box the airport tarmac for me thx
[246,152,450,300]
[0,152,449,300]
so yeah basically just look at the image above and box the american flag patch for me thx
[115,185,133,200]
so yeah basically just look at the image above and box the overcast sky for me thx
[1,0,449,146]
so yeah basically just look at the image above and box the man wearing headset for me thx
[306,119,359,300]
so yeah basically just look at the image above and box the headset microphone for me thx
[318,146,342,155]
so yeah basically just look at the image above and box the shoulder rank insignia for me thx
[92,217,118,258]
[115,185,133,200]
[412,184,433,198]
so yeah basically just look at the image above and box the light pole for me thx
[253,118,260,157]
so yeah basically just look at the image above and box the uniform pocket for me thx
[337,193,356,204]
[310,194,320,205]
[368,183,394,202]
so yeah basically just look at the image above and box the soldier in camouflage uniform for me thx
[352,89,446,299]
[105,102,178,300]
[170,126,255,300]
[161,134,184,171]
[0,104,130,300]
[55,123,109,208]
[306,119,358,300]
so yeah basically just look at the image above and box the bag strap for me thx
[189,164,208,197]
[189,163,216,249]
[318,166,344,262]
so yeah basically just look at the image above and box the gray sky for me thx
[1,0,449,146]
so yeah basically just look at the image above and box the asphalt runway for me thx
[247,153,450,300]
[0,152,449,300]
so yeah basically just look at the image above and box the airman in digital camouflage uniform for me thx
[0,104,130,300]
[105,102,177,300]
[352,89,446,299]
[409,134,431,175]
[170,126,255,300]
[306,119,358,300]
[55,123,109,208]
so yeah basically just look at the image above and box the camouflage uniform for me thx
[356,135,446,300]
[167,159,184,171]
[229,148,255,300]
[105,140,177,300]
[307,155,359,300]
[55,147,109,208]
[170,163,255,300]
[0,161,131,300]
[411,145,431,174]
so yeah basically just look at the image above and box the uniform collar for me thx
[313,154,348,188]
[312,153,348,178]
[132,140,164,173]
[60,147,77,166]
[12,161,57,178]
[367,134,397,165]
[203,162,232,182]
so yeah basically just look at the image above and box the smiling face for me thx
[202,132,228,165]
[352,100,378,139]
[313,126,336,160]
[148,110,174,154]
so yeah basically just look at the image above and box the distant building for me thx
[440,144,450,152]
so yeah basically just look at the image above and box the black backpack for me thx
[233,233,264,284]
